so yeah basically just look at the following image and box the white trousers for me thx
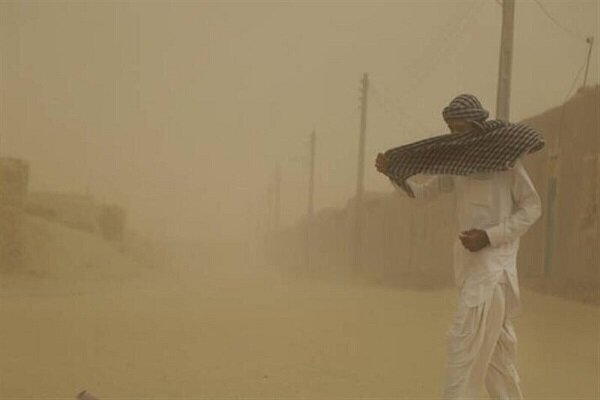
[442,282,523,400]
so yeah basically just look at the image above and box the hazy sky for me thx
[1,0,598,241]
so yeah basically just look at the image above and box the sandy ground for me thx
[0,247,598,399]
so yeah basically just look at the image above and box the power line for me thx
[386,0,484,108]
[532,0,590,43]
[562,50,589,103]
[369,81,430,134]
[366,2,484,139]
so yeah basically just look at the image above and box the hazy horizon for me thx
[1,0,598,241]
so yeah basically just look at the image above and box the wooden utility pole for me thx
[583,36,595,87]
[306,130,316,268]
[265,181,273,241]
[308,131,316,221]
[274,164,281,231]
[265,169,279,263]
[353,73,369,269]
[495,0,515,121]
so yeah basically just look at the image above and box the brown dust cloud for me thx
[0,1,598,399]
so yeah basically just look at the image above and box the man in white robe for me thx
[376,94,542,399]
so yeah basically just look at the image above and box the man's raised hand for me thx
[375,153,390,174]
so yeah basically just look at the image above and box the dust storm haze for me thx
[0,1,598,399]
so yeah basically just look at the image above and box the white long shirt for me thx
[393,161,542,316]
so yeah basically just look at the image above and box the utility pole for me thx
[306,130,316,268]
[274,164,281,231]
[353,73,369,269]
[308,131,316,221]
[583,36,595,87]
[495,0,515,121]
[266,181,273,238]
[264,176,276,263]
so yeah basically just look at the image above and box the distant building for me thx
[25,192,99,233]
[0,158,29,206]
[0,158,30,270]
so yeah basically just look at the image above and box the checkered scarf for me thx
[442,94,489,122]
[384,119,545,198]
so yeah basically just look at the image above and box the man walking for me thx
[375,94,543,399]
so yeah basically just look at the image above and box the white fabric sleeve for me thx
[391,175,454,201]
[485,163,542,247]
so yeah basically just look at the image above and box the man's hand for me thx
[375,153,390,174]
[459,229,490,252]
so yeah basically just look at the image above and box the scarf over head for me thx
[384,94,545,198]
[442,93,489,122]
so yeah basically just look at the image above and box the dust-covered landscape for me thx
[0,1,598,399]
[0,232,597,399]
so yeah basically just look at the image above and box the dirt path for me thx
[0,255,597,399]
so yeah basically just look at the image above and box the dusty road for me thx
[0,248,597,399]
